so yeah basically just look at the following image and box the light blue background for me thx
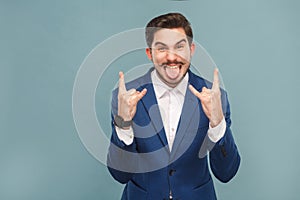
[1,0,299,199]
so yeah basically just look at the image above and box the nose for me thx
[166,50,177,61]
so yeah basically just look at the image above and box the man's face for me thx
[146,28,195,88]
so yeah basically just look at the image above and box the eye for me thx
[176,44,185,50]
[157,47,167,52]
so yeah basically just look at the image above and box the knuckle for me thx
[119,93,126,100]
[127,99,132,106]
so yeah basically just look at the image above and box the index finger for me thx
[118,71,127,94]
[188,84,201,99]
[212,68,220,90]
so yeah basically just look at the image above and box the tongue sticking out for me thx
[165,66,180,79]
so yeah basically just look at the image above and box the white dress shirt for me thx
[151,70,187,151]
[115,69,226,149]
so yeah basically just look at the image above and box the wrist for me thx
[210,117,223,128]
[114,115,132,129]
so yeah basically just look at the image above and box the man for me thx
[107,12,240,200]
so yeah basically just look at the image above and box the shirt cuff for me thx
[207,117,226,143]
[115,126,134,145]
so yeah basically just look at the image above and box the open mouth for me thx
[163,64,183,79]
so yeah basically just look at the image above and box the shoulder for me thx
[188,69,227,95]
[188,70,211,90]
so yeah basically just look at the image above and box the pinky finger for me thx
[137,88,147,100]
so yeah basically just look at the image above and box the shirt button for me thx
[171,128,175,132]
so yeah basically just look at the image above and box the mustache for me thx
[160,61,185,67]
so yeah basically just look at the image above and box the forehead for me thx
[152,28,188,46]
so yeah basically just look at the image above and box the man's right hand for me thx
[118,71,147,122]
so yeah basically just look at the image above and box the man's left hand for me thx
[189,68,224,127]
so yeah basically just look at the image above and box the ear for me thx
[146,48,152,60]
[190,43,195,56]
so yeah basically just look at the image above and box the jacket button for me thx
[169,169,176,176]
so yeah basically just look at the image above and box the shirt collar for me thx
[151,69,189,99]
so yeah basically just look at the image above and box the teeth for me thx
[166,65,178,69]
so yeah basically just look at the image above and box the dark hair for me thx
[145,12,193,47]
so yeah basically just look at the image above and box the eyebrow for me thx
[154,39,187,47]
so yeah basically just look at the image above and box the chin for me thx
[166,76,184,86]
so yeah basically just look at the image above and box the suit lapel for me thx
[136,69,207,157]
[138,69,169,150]
[170,86,199,159]
[170,71,207,160]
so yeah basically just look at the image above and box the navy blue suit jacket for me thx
[107,68,240,200]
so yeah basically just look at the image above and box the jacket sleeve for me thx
[106,90,138,184]
[209,91,241,183]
